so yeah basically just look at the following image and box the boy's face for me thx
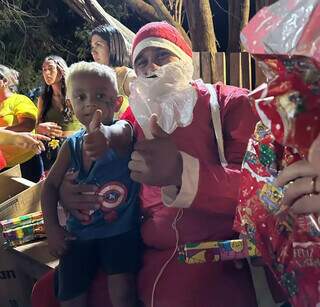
[134,47,179,77]
[70,73,119,128]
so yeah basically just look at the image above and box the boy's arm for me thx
[41,141,71,229]
[105,119,133,156]
[84,115,133,160]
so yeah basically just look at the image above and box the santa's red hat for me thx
[132,22,193,66]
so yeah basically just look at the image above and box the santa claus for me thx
[32,22,259,307]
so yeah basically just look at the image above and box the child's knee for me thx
[108,274,137,306]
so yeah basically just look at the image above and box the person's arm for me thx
[83,109,133,160]
[42,142,70,227]
[37,96,44,124]
[162,89,258,215]
[5,117,36,132]
[35,96,62,137]
[41,142,74,257]
[103,120,133,156]
[0,129,49,153]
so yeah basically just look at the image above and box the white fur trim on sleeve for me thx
[161,151,199,208]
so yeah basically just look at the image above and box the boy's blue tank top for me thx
[66,129,140,240]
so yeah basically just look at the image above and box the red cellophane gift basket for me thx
[234,0,320,305]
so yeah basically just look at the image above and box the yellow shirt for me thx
[114,66,136,120]
[0,94,38,167]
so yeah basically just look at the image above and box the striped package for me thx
[0,211,46,247]
[178,238,260,264]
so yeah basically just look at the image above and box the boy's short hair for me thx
[66,61,118,98]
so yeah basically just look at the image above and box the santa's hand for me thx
[59,170,100,225]
[83,109,110,160]
[128,114,182,186]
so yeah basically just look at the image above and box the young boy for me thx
[41,61,140,307]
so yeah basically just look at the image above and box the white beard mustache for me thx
[129,60,197,139]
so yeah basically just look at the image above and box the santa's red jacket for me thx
[32,81,258,307]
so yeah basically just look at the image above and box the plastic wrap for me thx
[241,0,320,154]
[241,0,320,67]
[234,1,320,305]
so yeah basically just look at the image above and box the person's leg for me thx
[99,230,142,307]
[31,269,113,307]
[60,292,87,307]
[108,273,137,307]
[55,240,98,304]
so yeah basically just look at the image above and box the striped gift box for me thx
[0,211,46,247]
[178,238,260,264]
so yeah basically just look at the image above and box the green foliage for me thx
[0,0,134,96]
[74,23,92,61]
[74,1,132,63]
[0,0,83,95]
[101,0,130,20]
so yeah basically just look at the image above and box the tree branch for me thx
[62,0,96,24]
[125,0,160,21]
[62,0,135,45]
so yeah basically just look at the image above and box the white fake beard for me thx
[129,60,197,139]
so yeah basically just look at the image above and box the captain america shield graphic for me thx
[97,182,128,209]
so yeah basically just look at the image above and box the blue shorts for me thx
[54,229,141,301]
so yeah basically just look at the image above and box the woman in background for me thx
[36,55,82,171]
[90,24,136,119]
[0,64,42,181]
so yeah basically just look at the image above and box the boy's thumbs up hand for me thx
[128,114,182,187]
[83,109,110,161]
[88,109,102,133]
